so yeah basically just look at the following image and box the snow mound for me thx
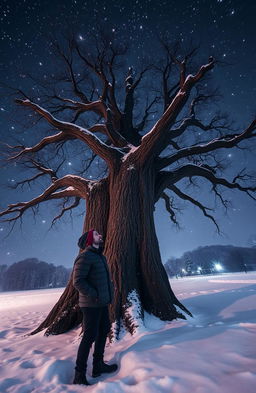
[37,359,74,384]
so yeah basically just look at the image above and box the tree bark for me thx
[138,163,191,321]
[103,159,191,341]
[104,163,143,338]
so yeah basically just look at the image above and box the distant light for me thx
[182,268,186,273]
[197,267,202,272]
[214,263,223,271]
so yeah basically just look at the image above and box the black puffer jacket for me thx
[72,245,114,308]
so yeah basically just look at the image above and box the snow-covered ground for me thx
[0,272,255,393]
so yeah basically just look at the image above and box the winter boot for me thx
[92,360,118,377]
[73,370,91,385]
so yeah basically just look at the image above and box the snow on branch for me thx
[52,96,108,118]
[0,175,89,223]
[14,99,123,168]
[5,132,74,161]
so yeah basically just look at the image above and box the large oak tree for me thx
[1,32,255,341]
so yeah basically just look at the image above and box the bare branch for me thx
[123,66,151,133]
[7,158,63,190]
[7,172,46,190]
[134,96,160,133]
[6,133,72,161]
[155,163,256,203]
[135,57,216,164]
[168,112,234,141]
[167,184,221,234]
[170,46,199,88]
[51,95,108,118]
[14,99,123,167]
[160,191,181,228]
[76,44,110,101]
[50,196,81,227]
[0,175,89,222]
[52,39,89,103]
[156,118,256,170]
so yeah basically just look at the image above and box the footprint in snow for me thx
[6,357,21,363]
[0,330,9,338]
[20,360,37,369]
[2,348,14,352]
[32,350,44,354]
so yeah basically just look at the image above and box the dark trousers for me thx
[75,306,111,373]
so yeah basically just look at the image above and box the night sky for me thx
[0,0,256,267]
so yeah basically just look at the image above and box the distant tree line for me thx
[1,245,255,291]
[0,258,72,291]
[165,245,256,277]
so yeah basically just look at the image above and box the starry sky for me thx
[0,0,256,267]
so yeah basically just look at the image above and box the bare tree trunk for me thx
[29,178,110,336]
[104,163,143,339]
[104,161,191,341]
[138,164,192,320]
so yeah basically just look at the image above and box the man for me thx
[72,228,118,386]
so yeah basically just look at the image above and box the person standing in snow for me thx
[72,228,118,385]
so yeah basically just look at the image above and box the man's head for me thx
[92,230,103,247]
[77,229,103,249]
